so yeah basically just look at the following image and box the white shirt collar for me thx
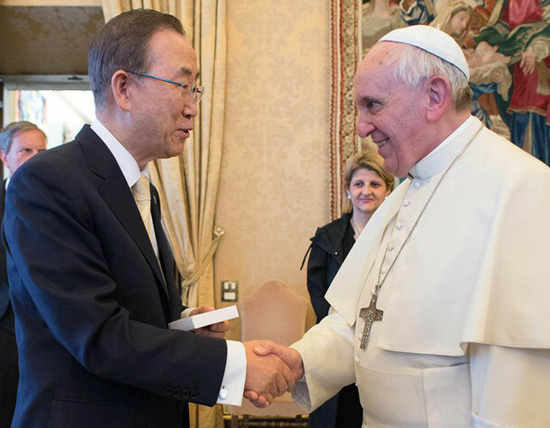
[408,116,477,180]
[90,119,149,187]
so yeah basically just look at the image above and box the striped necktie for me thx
[132,174,152,239]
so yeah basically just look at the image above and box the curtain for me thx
[101,2,227,427]
[329,0,361,220]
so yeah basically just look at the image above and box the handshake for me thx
[189,307,304,407]
[243,340,304,408]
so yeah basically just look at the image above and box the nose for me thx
[357,115,375,138]
[183,99,199,119]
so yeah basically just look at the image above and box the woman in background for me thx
[303,149,394,428]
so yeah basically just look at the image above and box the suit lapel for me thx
[76,126,171,309]
[99,175,168,289]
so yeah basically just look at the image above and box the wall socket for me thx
[221,280,239,302]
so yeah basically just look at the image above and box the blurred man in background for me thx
[0,121,46,428]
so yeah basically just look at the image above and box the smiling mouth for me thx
[375,139,388,148]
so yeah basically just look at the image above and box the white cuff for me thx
[181,307,194,318]
[216,340,246,406]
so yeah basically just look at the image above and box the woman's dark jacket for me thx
[305,213,355,323]
[303,213,363,428]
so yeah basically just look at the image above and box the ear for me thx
[0,151,8,167]
[110,70,133,112]
[425,76,452,123]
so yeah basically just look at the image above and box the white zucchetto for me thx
[379,25,470,79]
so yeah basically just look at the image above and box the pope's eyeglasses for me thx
[126,70,204,103]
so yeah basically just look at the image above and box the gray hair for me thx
[0,121,46,154]
[89,9,185,108]
[388,44,472,111]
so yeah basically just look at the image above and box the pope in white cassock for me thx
[248,25,550,427]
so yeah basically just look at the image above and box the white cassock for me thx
[291,116,550,428]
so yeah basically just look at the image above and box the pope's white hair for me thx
[387,43,472,110]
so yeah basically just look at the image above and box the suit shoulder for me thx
[9,139,89,197]
[17,139,85,175]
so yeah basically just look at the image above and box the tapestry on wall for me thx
[360,0,550,166]
[329,0,361,221]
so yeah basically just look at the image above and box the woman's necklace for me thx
[358,123,484,350]
[350,218,364,238]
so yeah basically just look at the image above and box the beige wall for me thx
[216,1,331,338]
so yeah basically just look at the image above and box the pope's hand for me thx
[243,340,304,408]
[243,340,295,408]
[189,306,228,339]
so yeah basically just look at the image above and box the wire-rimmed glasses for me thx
[126,70,205,103]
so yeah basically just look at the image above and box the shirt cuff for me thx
[181,307,194,318]
[216,340,246,406]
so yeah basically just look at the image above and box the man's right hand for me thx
[243,340,295,407]
[243,340,304,408]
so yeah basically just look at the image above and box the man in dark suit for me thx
[2,10,292,428]
[0,121,47,428]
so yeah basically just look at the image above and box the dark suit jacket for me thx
[2,125,227,428]
[0,181,12,331]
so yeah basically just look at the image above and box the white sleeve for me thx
[216,340,246,406]
[470,344,550,427]
[291,308,356,412]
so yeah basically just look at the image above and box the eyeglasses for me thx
[126,70,205,103]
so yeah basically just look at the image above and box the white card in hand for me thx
[168,305,239,331]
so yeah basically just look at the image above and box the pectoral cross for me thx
[359,292,384,349]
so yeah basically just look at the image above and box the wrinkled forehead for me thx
[355,42,403,83]
[14,129,47,146]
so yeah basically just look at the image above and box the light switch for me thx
[221,280,239,302]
